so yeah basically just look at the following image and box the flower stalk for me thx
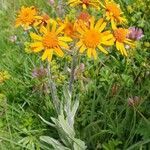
[47,61,60,114]
[69,48,78,94]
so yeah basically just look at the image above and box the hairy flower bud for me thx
[128,96,141,107]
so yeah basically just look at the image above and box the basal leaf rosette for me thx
[30,20,72,61]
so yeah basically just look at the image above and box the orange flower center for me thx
[82,0,90,5]
[114,28,128,43]
[42,32,58,48]
[83,29,101,48]
[106,3,121,17]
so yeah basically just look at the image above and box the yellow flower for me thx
[102,0,127,29]
[15,6,38,29]
[76,17,114,59]
[113,28,134,56]
[68,0,101,9]
[30,20,72,61]
[0,71,10,84]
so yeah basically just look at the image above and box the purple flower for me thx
[49,0,54,5]
[127,27,144,41]
[32,67,47,78]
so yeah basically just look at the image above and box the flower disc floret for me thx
[83,29,101,48]
[114,28,128,43]
[42,32,58,48]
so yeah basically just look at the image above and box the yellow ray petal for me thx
[102,30,111,35]
[102,34,114,41]
[125,39,135,47]
[54,47,64,57]
[58,36,72,42]
[111,18,116,30]
[30,32,42,41]
[69,0,81,6]
[32,46,44,52]
[106,12,111,20]
[76,40,83,48]
[42,49,51,61]
[47,50,53,62]
[35,16,43,19]
[101,40,114,46]
[76,26,85,35]
[119,43,127,56]
[40,26,48,34]
[97,45,108,54]
[70,2,80,7]
[51,20,57,32]
[90,17,95,29]
[89,3,100,10]
[30,42,43,48]
[79,45,86,53]
[116,41,120,51]
[87,48,92,58]
[68,0,79,3]
[56,25,65,35]
[92,49,97,59]
[33,21,41,27]
[116,41,123,55]
[59,41,69,49]
[98,22,107,32]
[95,18,103,30]
[78,21,88,32]
[83,4,87,9]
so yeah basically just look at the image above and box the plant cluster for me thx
[0,0,149,149]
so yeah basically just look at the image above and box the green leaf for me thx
[40,136,70,150]
[73,138,87,150]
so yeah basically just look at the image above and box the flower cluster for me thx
[15,0,142,61]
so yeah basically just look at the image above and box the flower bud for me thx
[128,96,140,107]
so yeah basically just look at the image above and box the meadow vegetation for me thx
[0,0,150,149]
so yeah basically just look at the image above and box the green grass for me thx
[0,0,150,149]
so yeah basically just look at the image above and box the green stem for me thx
[134,107,150,124]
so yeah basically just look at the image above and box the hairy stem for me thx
[69,50,78,95]
[47,61,60,114]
